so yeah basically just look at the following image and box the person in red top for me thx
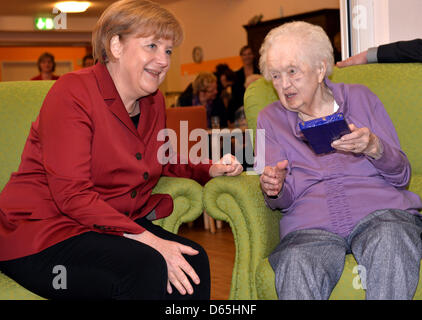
[30,52,60,80]
[0,0,242,300]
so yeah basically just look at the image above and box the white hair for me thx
[259,21,334,80]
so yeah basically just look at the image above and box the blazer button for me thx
[130,190,137,198]
[143,172,149,180]
[135,152,142,160]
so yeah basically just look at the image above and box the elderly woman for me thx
[177,72,228,128]
[31,52,60,80]
[0,0,242,300]
[256,21,422,300]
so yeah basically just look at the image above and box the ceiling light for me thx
[54,1,91,13]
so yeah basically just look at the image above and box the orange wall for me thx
[0,46,89,81]
[181,55,242,76]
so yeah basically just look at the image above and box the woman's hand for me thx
[331,124,383,159]
[209,153,243,177]
[260,160,289,197]
[124,231,200,295]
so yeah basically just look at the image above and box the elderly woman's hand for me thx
[260,160,289,197]
[209,153,243,177]
[331,124,383,159]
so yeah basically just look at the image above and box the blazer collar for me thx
[93,63,140,137]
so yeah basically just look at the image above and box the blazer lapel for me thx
[93,63,139,138]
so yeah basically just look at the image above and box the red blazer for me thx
[0,63,212,261]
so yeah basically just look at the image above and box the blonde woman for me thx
[0,0,242,300]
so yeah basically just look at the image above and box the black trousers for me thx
[0,218,210,300]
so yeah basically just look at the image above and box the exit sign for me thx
[34,17,55,30]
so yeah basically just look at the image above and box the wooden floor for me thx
[178,220,235,300]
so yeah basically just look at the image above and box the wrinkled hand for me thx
[209,153,243,177]
[124,231,200,295]
[260,160,289,197]
[331,124,383,159]
[336,50,368,68]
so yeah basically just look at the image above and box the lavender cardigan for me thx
[255,78,422,239]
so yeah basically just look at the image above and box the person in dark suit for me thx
[0,0,242,300]
[336,39,422,67]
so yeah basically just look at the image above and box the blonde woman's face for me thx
[113,34,173,98]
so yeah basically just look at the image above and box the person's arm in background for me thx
[337,39,422,67]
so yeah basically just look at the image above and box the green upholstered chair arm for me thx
[0,272,45,300]
[409,174,422,198]
[203,172,281,299]
[152,177,204,234]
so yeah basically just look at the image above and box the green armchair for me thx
[203,63,422,300]
[0,81,204,299]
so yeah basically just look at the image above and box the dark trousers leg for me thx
[136,218,211,300]
[0,219,210,300]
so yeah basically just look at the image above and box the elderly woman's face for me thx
[266,38,324,114]
[112,34,173,98]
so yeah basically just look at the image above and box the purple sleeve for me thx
[255,110,295,210]
[362,90,411,188]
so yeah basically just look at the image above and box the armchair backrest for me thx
[244,63,422,174]
[0,81,55,190]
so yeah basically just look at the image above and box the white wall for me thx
[163,0,339,64]
[388,0,422,43]
[344,0,422,57]
[162,0,339,91]
[0,0,340,92]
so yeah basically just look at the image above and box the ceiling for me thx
[0,0,181,17]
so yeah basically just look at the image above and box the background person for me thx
[177,72,228,128]
[228,45,260,124]
[0,0,242,300]
[214,63,236,110]
[82,54,95,68]
[31,52,60,80]
[256,21,422,300]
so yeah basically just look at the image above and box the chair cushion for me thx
[0,271,44,300]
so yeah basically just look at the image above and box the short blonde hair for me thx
[259,21,334,80]
[92,0,184,64]
[192,72,217,95]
